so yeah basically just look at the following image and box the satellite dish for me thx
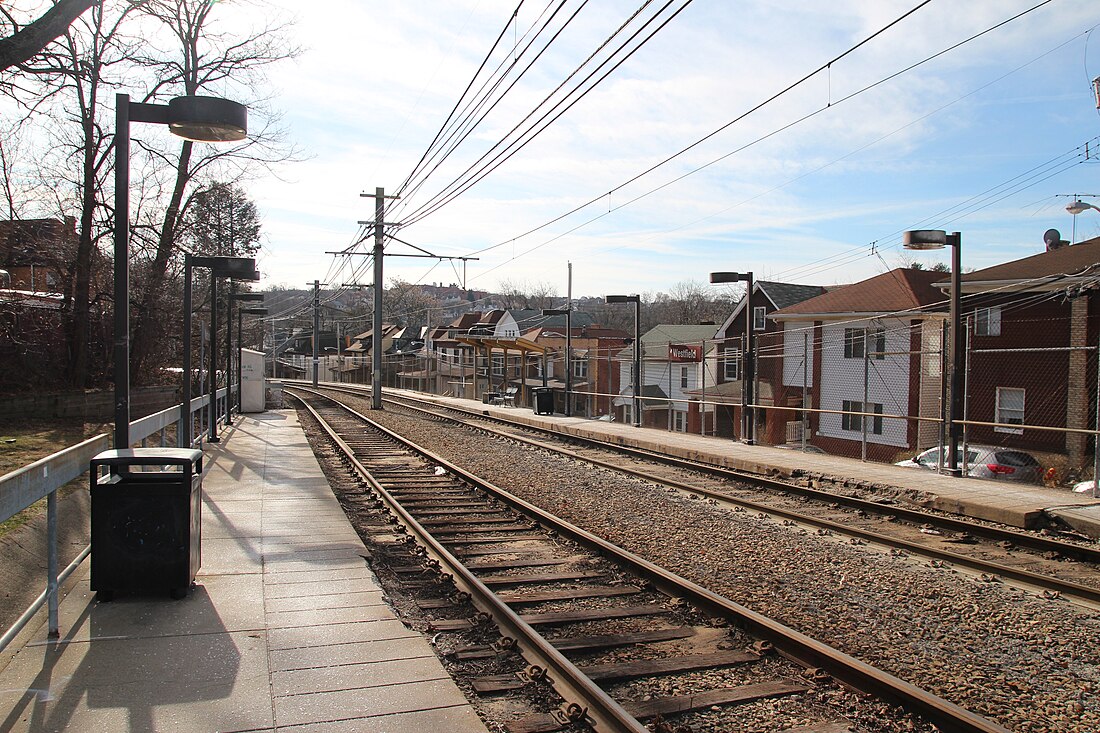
[1044,228,1061,246]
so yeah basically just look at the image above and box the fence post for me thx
[963,316,972,474]
[46,491,58,638]
[802,332,809,451]
[862,329,869,461]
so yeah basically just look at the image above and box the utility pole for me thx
[311,280,320,387]
[372,188,384,408]
[566,262,573,417]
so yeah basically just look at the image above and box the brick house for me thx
[709,281,827,442]
[0,217,76,294]
[943,235,1100,471]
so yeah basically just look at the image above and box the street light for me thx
[605,295,641,427]
[1067,199,1100,243]
[710,272,755,444]
[115,93,247,449]
[904,230,963,477]
[180,254,257,447]
[542,307,573,416]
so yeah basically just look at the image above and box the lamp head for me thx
[1067,200,1098,216]
[709,272,751,284]
[903,230,947,251]
[168,96,247,142]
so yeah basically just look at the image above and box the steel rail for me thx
[372,387,1100,565]
[290,386,1011,733]
[380,394,1100,606]
[290,390,650,733]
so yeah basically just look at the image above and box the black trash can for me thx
[90,448,204,601]
[533,387,555,415]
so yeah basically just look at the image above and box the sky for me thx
[217,0,1100,299]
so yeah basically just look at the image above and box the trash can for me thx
[90,448,204,601]
[533,387,555,415]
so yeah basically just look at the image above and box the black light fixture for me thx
[115,93,247,449]
[179,254,257,447]
[605,295,641,427]
[710,272,755,444]
[904,230,962,477]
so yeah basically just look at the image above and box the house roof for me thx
[772,268,946,319]
[510,308,599,330]
[947,236,1100,291]
[720,280,828,333]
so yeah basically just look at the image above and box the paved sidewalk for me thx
[0,410,489,733]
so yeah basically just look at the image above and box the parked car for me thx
[896,445,1042,482]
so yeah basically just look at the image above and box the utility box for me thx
[90,448,203,601]
[533,388,555,415]
[240,348,266,412]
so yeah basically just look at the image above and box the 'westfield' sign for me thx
[668,343,702,362]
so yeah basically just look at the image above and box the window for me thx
[491,355,504,376]
[724,348,742,380]
[680,366,690,388]
[672,410,687,432]
[753,306,766,331]
[841,400,883,434]
[572,357,588,379]
[975,307,1001,336]
[995,387,1024,434]
[843,328,885,360]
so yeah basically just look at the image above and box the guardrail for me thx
[0,386,230,651]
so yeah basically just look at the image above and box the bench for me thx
[494,386,519,407]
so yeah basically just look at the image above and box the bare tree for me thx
[0,0,95,72]
[496,279,558,310]
[5,2,144,387]
[126,0,301,379]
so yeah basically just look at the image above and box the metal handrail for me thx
[0,386,231,651]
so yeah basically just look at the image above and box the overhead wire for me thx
[394,0,696,228]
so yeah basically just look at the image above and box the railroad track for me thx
[287,385,1011,733]
[297,382,1100,608]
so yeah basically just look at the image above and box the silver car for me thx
[896,445,1042,482]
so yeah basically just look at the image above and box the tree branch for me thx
[0,0,97,72]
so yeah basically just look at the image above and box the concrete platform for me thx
[0,411,489,733]
[393,388,1100,540]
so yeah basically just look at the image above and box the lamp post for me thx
[1067,198,1100,243]
[180,255,256,447]
[542,307,573,416]
[904,230,963,477]
[605,295,640,427]
[232,292,265,414]
[710,272,755,444]
[115,93,246,449]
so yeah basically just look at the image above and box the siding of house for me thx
[816,318,911,452]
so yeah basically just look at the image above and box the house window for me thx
[680,366,690,388]
[491,355,504,376]
[975,307,1001,336]
[841,400,883,434]
[572,357,588,379]
[843,328,885,360]
[724,348,741,380]
[995,387,1025,434]
[672,410,687,432]
[753,306,766,331]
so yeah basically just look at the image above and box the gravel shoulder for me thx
[365,405,1100,733]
